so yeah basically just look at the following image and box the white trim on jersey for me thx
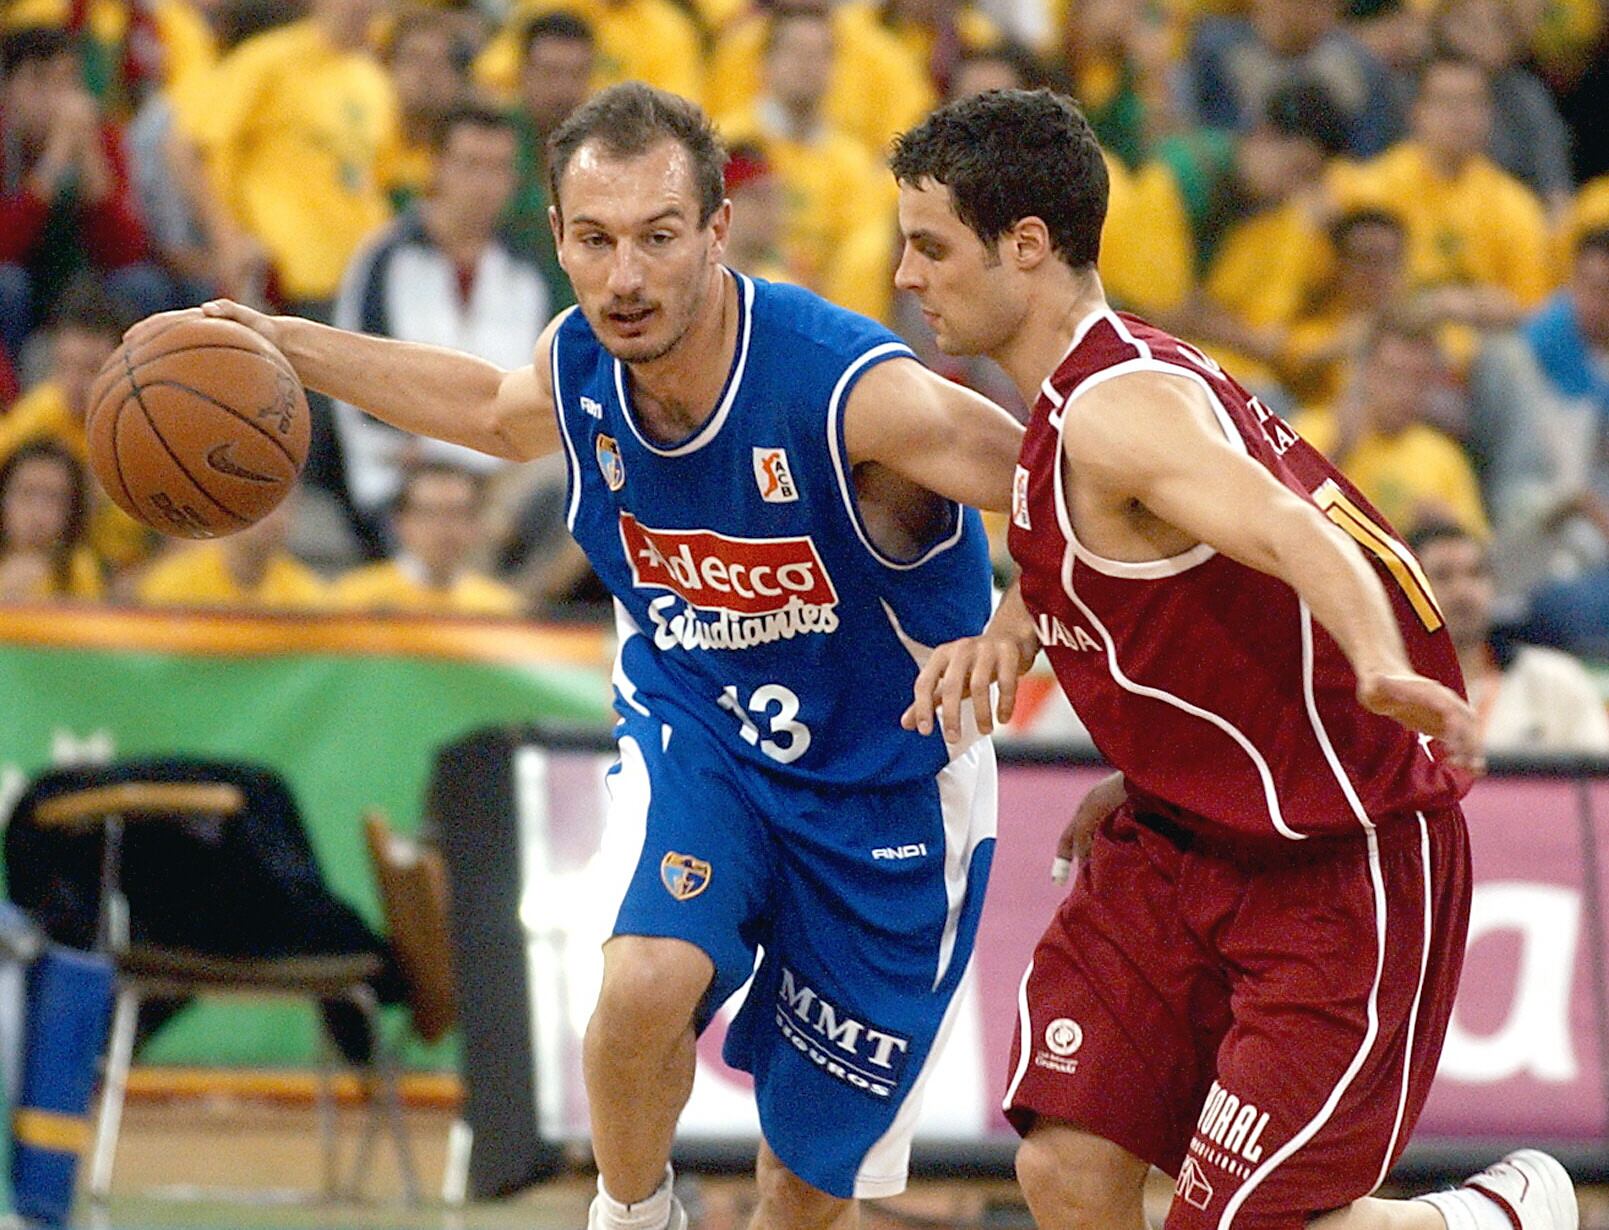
[612,272,756,457]
[1215,602,1403,1230]
[611,599,652,717]
[548,307,584,530]
[825,346,968,571]
[1001,959,1037,1112]
[1055,542,1303,840]
[1378,811,1433,1188]
[1038,305,1111,407]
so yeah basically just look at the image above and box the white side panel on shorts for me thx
[853,962,982,1199]
[1001,959,1036,1111]
[611,599,651,717]
[1377,812,1433,1187]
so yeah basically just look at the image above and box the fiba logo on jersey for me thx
[753,448,798,503]
[596,434,625,491]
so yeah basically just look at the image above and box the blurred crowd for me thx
[0,0,1607,678]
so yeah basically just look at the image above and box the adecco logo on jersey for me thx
[619,513,838,616]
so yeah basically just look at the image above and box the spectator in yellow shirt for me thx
[1294,313,1489,537]
[0,279,125,467]
[135,494,328,609]
[0,439,102,601]
[333,463,522,615]
[191,0,402,310]
[719,8,898,322]
[383,10,470,211]
[722,143,794,286]
[707,1,932,162]
[1327,54,1554,318]
[473,0,702,108]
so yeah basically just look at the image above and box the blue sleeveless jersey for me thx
[551,272,992,787]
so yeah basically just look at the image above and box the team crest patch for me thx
[596,434,625,491]
[753,447,798,503]
[660,852,711,900]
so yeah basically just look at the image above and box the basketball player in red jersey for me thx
[890,90,1578,1230]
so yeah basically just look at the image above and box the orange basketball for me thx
[85,315,310,539]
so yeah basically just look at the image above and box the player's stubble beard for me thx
[598,247,716,367]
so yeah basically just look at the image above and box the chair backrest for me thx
[364,810,457,1044]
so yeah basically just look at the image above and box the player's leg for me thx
[1003,804,1228,1230]
[1310,1151,1579,1230]
[1014,1121,1149,1230]
[584,935,711,1200]
[1160,808,1509,1230]
[724,740,998,1209]
[751,1139,857,1230]
[586,715,774,1230]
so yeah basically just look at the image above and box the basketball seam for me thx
[135,379,300,468]
[121,341,295,382]
[122,351,252,526]
[106,398,139,515]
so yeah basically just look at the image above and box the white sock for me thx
[1416,1189,1519,1230]
[592,1165,675,1230]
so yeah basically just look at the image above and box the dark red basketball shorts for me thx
[1003,801,1471,1230]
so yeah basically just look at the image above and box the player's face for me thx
[895,179,1029,357]
[555,139,729,365]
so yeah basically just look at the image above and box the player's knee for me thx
[1015,1127,1145,1229]
[591,937,711,1046]
[753,1149,849,1230]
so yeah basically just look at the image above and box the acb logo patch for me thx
[660,852,711,900]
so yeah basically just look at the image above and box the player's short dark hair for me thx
[0,25,77,77]
[1574,226,1609,264]
[1406,520,1480,557]
[521,9,594,57]
[890,88,1108,269]
[47,277,133,341]
[1262,77,1350,157]
[1332,207,1404,249]
[547,82,726,228]
[434,101,517,151]
[395,462,487,515]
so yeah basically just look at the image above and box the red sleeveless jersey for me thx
[1007,308,1472,843]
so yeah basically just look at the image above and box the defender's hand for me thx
[901,631,1036,741]
[1052,770,1124,883]
[1358,672,1485,774]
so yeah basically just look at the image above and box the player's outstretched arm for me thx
[1067,372,1483,771]
[134,301,563,462]
[842,357,1023,513]
[901,582,1040,740]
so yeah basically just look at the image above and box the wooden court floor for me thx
[75,1103,1609,1230]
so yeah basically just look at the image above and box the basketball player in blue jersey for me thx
[173,83,1024,1230]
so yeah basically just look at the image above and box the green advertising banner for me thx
[0,606,613,1068]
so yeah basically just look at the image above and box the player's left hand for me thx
[902,631,1037,741]
[1358,672,1486,775]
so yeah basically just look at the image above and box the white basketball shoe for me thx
[1419,1151,1578,1230]
[585,1190,688,1230]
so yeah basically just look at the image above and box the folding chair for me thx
[29,781,419,1204]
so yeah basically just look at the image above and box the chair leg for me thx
[353,988,419,1206]
[89,987,140,1202]
[314,1016,341,1201]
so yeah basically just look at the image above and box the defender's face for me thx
[554,139,727,365]
[895,178,1027,357]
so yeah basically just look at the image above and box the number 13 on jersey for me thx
[719,683,813,764]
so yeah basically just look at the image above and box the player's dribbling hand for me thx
[1052,770,1125,884]
[199,299,281,349]
[1357,671,1486,775]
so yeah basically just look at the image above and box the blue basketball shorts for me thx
[602,707,997,1199]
